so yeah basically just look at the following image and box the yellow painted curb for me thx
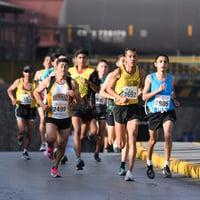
[136,142,200,179]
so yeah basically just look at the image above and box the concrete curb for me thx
[136,142,200,179]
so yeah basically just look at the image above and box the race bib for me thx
[20,94,32,105]
[123,86,137,99]
[52,101,67,116]
[95,93,106,105]
[154,95,170,109]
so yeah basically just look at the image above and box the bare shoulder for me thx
[111,68,120,78]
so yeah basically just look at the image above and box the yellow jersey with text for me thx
[68,66,96,98]
[114,65,140,105]
[16,78,36,108]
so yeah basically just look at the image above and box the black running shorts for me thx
[94,105,107,121]
[71,102,94,122]
[146,109,177,130]
[106,111,114,126]
[45,117,72,130]
[15,106,37,121]
[113,104,140,124]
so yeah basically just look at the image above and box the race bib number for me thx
[95,93,106,105]
[154,95,170,109]
[20,94,32,105]
[52,101,67,115]
[123,86,137,99]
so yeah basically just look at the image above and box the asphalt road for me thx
[0,152,200,200]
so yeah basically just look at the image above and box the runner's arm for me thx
[171,76,180,108]
[7,79,20,106]
[99,73,115,99]
[33,77,51,112]
[70,79,81,104]
[142,74,164,101]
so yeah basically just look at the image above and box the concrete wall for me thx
[1,83,199,152]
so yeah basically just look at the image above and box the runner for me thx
[99,55,128,176]
[7,66,37,160]
[33,58,81,177]
[68,48,100,170]
[39,52,69,164]
[41,52,61,79]
[106,48,145,181]
[34,54,52,152]
[142,54,180,179]
[92,59,109,161]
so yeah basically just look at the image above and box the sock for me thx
[120,162,126,169]
[77,157,81,162]
[54,148,58,153]
[164,161,169,167]
[147,160,152,166]
[23,149,28,153]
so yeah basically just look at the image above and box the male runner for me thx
[142,54,180,179]
[68,48,100,170]
[34,58,81,177]
[107,48,145,181]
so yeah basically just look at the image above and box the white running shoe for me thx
[113,139,120,153]
[39,143,47,152]
[125,170,134,181]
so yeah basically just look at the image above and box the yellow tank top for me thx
[114,65,140,105]
[69,66,95,98]
[16,78,36,108]
[45,80,72,118]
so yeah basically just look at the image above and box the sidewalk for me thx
[136,142,200,179]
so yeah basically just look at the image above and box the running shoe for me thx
[94,153,101,162]
[125,170,134,181]
[76,159,85,170]
[146,165,155,179]
[118,167,126,176]
[113,139,120,153]
[60,155,68,165]
[17,134,24,146]
[51,167,61,178]
[46,147,54,160]
[39,143,46,152]
[22,151,31,160]
[163,165,172,178]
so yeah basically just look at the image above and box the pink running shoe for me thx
[51,167,61,178]
[46,147,54,160]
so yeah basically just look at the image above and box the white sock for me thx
[147,160,152,166]
[23,149,28,153]
[54,148,58,153]
[164,161,169,167]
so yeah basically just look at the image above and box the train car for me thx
[59,0,200,56]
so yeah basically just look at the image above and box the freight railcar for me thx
[59,0,200,55]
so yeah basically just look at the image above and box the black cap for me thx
[23,65,34,73]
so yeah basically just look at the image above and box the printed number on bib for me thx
[154,95,170,109]
[52,101,67,114]
[123,86,137,99]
